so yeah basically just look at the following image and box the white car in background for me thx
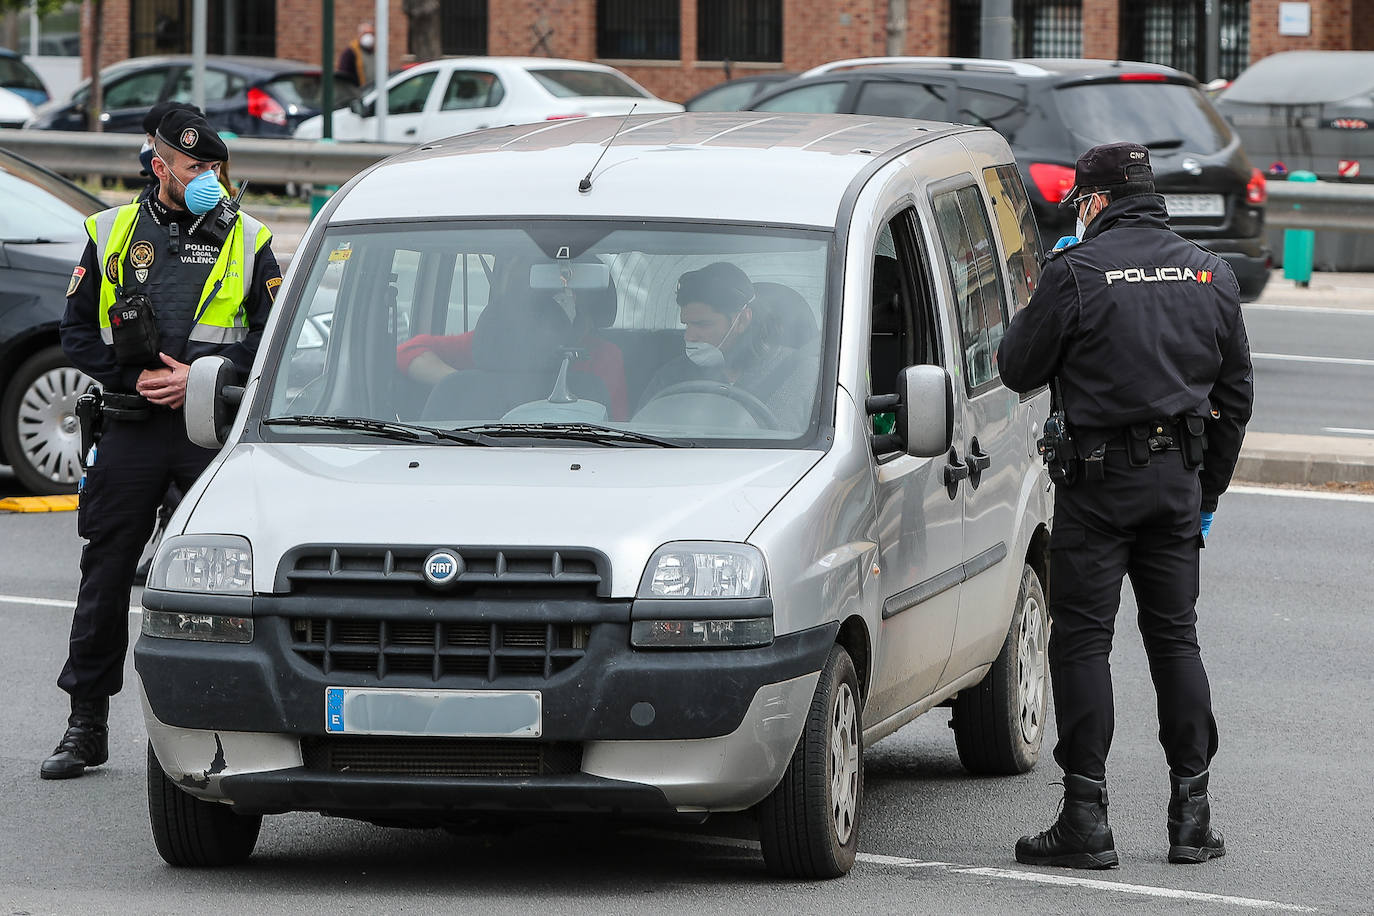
[0,86,35,129]
[294,57,682,143]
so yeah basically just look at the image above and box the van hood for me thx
[185,443,823,596]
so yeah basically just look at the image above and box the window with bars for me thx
[1120,0,1202,76]
[1218,0,1249,80]
[597,0,680,60]
[130,0,275,57]
[949,0,1081,58]
[441,0,488,56]
[698,0,783,63]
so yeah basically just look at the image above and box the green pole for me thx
[322,0,334,140]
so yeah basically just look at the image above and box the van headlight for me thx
[632,542,772,648]
[147,535,253,595]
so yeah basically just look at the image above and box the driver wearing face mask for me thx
[636,262,815,427]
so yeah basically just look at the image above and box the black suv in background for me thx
[748,57,1271,300]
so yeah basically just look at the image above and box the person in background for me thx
[335,21,376,88]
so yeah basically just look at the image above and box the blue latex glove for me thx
[1200,511,1214,539]
[1052,235,1080,251]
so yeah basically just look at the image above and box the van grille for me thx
[289,618,590,681]
[300,736,582,777]
[279,546,608,598]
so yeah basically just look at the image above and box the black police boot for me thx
[39,697,110,780]
[1168,771,1226,863]
[1015,774,1119,869]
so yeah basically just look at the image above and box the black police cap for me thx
[1062,141,1154,208]
[155,110,228,163]
[141,100,202,137]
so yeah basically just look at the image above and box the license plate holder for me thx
[325,687,542,738]
[1163,193,1225,217]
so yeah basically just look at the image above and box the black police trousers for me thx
[59,407,216,700]
[1048,448,1219,780]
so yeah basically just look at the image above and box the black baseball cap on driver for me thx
[1059,141,1155,211]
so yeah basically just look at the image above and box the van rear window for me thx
[1056,82,1232,155]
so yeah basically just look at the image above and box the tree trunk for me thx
[401,0,440,62]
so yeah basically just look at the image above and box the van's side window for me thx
[932,184,1008,392]
[870,210,941,404]
[982,164,1043,312]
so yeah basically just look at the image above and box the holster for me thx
[75,391,103,466]
[1180,415,1207,469]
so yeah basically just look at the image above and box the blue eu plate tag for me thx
[325,687,345,732]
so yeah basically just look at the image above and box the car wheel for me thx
[756,645,862,879]
[0,345,92,495]
[146,743,261,867]
[951,563,1048,775]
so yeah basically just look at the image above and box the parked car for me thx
[294,57,682,143]
[0,86,34,128]
[748,56,1271,300]
[1215,51,1374,182]
[0,48,49,106]
[0,146,101,494]
[684,73,797,111]
[140,111,1054,878]
[25,55,359,138]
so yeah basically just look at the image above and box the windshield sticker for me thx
[328,247,352,262]
[66,266,85,297]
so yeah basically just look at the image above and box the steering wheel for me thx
[642,380,782,430]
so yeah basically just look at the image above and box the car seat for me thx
[751,281,818,349]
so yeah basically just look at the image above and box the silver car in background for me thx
[138,112,1053,878]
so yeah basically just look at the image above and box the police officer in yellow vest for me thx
[42,110,281,779]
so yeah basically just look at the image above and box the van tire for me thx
[147,743,261,866]
[756,645,862,879]
[951,564,1048,775]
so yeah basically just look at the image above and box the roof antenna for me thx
[579,103,637,193]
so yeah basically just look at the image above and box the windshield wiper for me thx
[460,422,686,448]
[263,415,496,446]
[2,237,58,244]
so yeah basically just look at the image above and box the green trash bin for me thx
[1283,170,1318,287]
[310,185,338,218]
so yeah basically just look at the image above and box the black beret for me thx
[156,110,228,162]
[676,262,754,313]
[142,100,202,136]
[1064,141,1154,205]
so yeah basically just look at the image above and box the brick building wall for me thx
[1081,0,1118,60]
[1248,0,1355,58]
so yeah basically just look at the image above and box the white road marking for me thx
[1323,427,1374,436]
[1229,484,1374,503]
[636,829,1316,912]
[1252,352,1374,367]
[0,593,142,615]
[1244,303,1374,316]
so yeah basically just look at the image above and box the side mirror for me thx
[865,364,953,458]
[349,96,365,116]
[185,355,244,449]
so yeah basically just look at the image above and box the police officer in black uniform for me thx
[41,111,282,779]
[997,142,1253,868]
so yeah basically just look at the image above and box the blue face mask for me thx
[182,169,225,215]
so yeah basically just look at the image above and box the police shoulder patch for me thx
[66,265,85,297]
[266,276,282,301]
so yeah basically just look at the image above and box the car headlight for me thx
[142,610,253,643]
[633,542,771,648]
[147,535,253,595]
[638,542,766,599]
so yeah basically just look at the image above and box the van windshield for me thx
[262,221,830,447]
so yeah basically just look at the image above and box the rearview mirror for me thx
[185,355,244,449]
[529,262,610,290]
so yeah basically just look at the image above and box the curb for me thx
[1234,433,1374,487]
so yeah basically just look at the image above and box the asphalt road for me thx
[1,483,1372,914]
[1243,303,1374,438]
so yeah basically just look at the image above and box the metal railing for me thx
[0,129,413,187]
[1265,180,1374,233]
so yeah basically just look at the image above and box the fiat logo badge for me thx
[423,550,463,588]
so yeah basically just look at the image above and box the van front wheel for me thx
[756,645,862,879]
[951,563,1048,775]
[147,743,262,866]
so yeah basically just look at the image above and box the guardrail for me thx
[1259,181,1374,233]
[0,129,413,186]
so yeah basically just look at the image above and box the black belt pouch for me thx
[108,295,160,367]
[1126,424,1151,467]
[1181,416,1207,468]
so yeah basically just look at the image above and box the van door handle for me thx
[968,438,991,489]
[943,448,969,499]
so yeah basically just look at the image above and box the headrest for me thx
[751,282,817,349]
[471,294,572,372]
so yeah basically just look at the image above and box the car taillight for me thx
[247,87,287,126]
[1029,162,1076,204]
[1119,73,1168,82]
[1247,167,1267,205]
[546,112,587,120]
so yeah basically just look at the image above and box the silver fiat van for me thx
[138,112,1053,879]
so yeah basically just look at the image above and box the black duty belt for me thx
[101,391,152,421]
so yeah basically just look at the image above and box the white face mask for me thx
[684,309,742,368]
[1075,215,1087,238]
[359,33,375,51]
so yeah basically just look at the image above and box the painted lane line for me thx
[1244,304,1374,316]
[953,866,1317,912]
[0,594,143,615]
[1252,352,1374,368]
[636,829,1316,912]
[1323,427,1374,436]
[1229,485,1374,504]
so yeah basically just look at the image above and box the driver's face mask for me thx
[684,308,743,369]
